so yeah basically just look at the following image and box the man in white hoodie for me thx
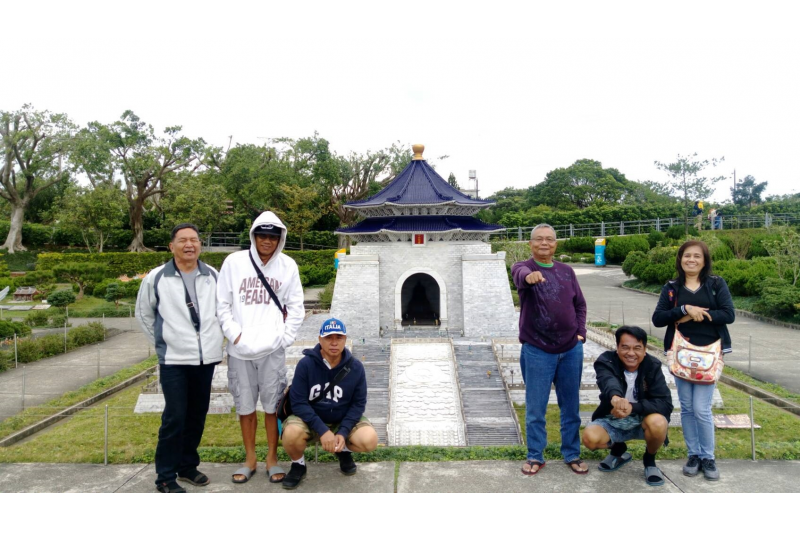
[217,212,305,483]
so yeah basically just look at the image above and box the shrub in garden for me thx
[605,236,650,263]
[49,289,77,308]
[13,322,106,364]
[714,257,778,297]
[0,320,31,339]
[647,231,665,249]
[47,311,69,328]
[700,234,734,262]
[562,237,595,254]
[622,251,647,277]
[665,225,699,240]
[628,246,677,285]
[23,310,50,328]
[754,278,800,318]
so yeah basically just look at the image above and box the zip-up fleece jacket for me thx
[136,259,224,365]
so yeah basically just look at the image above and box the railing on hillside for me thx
[201,232,336,251]
[493,213,800,241]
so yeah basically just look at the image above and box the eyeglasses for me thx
[175,238,201,244]
[532,237,556,243]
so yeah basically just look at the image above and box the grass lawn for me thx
[1,372,799,463]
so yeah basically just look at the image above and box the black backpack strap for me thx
[309,362,352,404]
[248,252,288,322]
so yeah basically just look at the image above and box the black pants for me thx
[155,363,217,485]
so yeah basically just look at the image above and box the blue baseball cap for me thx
[319,318,347,337]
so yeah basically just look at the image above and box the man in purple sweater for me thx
[512,224,588,476]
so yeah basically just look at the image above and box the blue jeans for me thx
[519,341,583,463]
[675,377,716,460]
[155,363,217,485]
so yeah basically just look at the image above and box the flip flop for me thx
[598,452,632,472]
[645,466,666,486]
[566,459,589,475]
[267,465,286,484]
[521,460,545,476]
[231,466,257,484]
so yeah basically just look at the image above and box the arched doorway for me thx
[394,268,447,329]
[401,273,439,325]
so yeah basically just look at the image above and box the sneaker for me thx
[156,481,186,493]
[701,458,720,481]
[683,455,701,477]
[281,462,307,490]
[336,451,357,476]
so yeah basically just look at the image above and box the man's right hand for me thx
[610,396,632,418]
[320,430,337,453]
[525,271,546,285]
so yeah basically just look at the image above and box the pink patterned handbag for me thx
[668,329,723,384]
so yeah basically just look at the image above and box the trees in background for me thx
[55,183,127,252]
[733,175,768,207]
[654,153,725,231]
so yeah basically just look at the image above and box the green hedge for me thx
[624,246,678,285]
[37,249,338,284]
[753,278,800,319]
[561,237,595,254]
[493,203,686,228]
[665,225,700,239]
[1,322,106,371]
[605,236,650,263]
[714,258,778,297]
[93,278,143,299]
[0,320,31,339]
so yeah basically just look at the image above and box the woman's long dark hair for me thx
[675,240,712,286]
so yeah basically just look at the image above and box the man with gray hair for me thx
[136,223,224,492]
[512,223,588,476]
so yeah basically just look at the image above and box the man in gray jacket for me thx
[136,223,224,493]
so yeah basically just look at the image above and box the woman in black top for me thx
[652,240,735,481]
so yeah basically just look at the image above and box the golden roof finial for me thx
[412,144,425,160]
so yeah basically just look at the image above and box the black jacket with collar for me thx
[591,350,673,421]
[652,276,735,355]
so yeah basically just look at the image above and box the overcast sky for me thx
[5,1,799,203]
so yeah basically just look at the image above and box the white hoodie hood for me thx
[249,211,287,265]
[216,211,305,360]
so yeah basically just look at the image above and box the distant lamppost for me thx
[468,170,478,200]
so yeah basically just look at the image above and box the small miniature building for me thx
[331,145,517,338]
[13,287,40,302]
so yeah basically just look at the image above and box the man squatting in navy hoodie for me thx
[280,318,379,489]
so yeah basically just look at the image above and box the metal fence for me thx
[201,232,335,251]
[492,213,800,241]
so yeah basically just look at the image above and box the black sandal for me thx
[178,469,210,486]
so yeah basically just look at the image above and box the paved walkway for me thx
[574,264,800,395]
[0,459,796,492]
[0,319,149,423]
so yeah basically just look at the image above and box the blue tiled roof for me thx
[347,159,493,207]
[335,216,504,234]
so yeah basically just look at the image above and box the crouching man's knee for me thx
[642,414,668,442]
[581,426,609,451]
[347,425,379,453]
[281,424,309,449]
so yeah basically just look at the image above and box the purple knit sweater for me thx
[511,259,587,354]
